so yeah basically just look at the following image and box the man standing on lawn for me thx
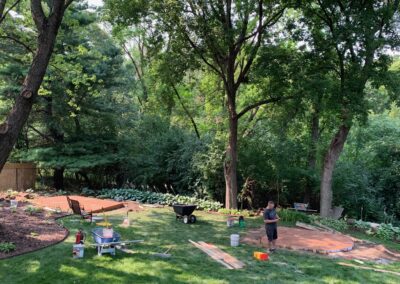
[263,201,279,252]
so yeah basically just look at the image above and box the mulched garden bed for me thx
[0,200,68,259]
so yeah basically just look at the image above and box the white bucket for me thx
[73,244,84,258]
[103,228,114,238]
[10,200,18,209]
[230,234,240,247]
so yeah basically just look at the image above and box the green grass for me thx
[1,208,400,283]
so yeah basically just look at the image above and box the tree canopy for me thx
[0,0,400,222]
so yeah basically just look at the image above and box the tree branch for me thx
[0,35,34,53]
[0,0,21,25]
[171,85,200,139]
[237,96,293,119]
[28,125,54,142]
[31,0,45,30]
[64,0,74,11]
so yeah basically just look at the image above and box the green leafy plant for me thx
[85,188,223,211]
[5,189,18,199]
[0,242,16,253]
[310,216,348,231]
[278,209,311,224]
[354,220,371,231]
[376,224,397,240]
[24,205,43,215]
[217,208,253,217]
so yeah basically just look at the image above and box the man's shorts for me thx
[266,225,278,241]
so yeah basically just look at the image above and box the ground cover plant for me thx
[82,188,223,211]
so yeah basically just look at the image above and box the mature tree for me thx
[105,0,292,208]
[0,0,73,172]
[302,0,400,217]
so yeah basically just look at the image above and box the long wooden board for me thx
[198,241,245,269]
[189,240,234,269]
[189,240,245,269]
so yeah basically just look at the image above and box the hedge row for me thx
[81,188,223,211]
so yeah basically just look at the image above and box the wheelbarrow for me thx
[91,227,143,256]
[172,204,197,224]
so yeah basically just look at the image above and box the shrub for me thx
[354,220,371,231]
[217,208,253,217]
[311,216,348,231]
[376,223,399,240]
[0,242,16,253]
[82,188,223,211]
[278,209,311,223]
[24,205,43,215]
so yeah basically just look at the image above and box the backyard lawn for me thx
[0,208,399,284]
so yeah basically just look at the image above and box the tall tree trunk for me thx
[320,124,350,217]
[0,0,68,172]
[304,109,320,203]
[53,167,64,190]
[45,95,65,189]
[224,88,238,209]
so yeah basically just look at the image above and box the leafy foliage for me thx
[0,242,16,253]
[81,188,222,211]
[277,209,311,224]
[310,216,348,232]
[217,208,253,217]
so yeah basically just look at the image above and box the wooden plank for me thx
[190,240,234,269]
[198,241,245,269]
[189,240,234,269]
[337,262,400,276]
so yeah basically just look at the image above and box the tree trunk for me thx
[320,124,350,217]
[224,90,238,209]
[53,167,64,190]
[304,109,320,203]
[0,1,67,172]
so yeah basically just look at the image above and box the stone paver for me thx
[243,226,354,253]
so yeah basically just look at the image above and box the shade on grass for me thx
[0,208,399,284]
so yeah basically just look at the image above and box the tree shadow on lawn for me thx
[1,210,399,283]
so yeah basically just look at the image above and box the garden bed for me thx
[0,201,68,259]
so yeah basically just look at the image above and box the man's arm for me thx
[263,213,280,224]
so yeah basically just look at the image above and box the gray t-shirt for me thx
[263,208,277,228]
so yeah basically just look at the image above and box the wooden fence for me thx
[0,163,36,191]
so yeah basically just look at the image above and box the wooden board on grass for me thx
[198,241,245,269]
[189,240,245,269]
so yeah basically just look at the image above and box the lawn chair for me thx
[67,196,92,222]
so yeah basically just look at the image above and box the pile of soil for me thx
[0,201,68,259]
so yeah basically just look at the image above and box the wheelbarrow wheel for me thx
[189,215,196,223]
[183,215,189,224]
